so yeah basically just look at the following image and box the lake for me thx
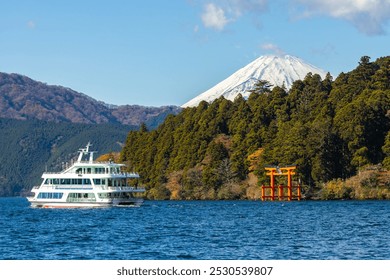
[0,198,389,260]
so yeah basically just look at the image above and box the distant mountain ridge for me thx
[182,55,328,107]
[0,72,181,128]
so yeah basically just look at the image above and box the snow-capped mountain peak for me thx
[182,55,327,108]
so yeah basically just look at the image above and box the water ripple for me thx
[0,198,389,260]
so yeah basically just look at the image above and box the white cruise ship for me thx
[27,143,145,208]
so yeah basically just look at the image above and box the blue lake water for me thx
[0,198,389,260]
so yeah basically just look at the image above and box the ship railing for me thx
[66,197,97,203]
[105,172,140,177]
[54,186,93,190]
[107,186,145,191]
[38,185,142,191]
[126,172,140,176]
[43,171,140,177]
[76,160,126,165]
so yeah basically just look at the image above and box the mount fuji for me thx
[182,55,328,107]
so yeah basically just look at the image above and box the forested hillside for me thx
[0,71,181,196]
[121,56,390,200]
[0,72,181,128]
[0,118,134,196]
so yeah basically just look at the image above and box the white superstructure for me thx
[27,142,145,208]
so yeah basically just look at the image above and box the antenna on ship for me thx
[89,150,97,163]
[87,142,97,163]
[76,142,97,163]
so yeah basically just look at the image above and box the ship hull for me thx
[28,198,144,208]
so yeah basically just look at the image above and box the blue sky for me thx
[1,0,389,106]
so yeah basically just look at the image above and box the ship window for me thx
[98,193,107,198]
[78,179,82,184]
[60,179,71,185]
[96,167,104,174]
[87,168,91,174]
[37,192,63,199]
[76,168,82,174]
[93,179,101,185]
[83,179,91,185]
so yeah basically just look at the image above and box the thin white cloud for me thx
[261,43,286,55]
[194,24,200,33]
[27,20,36,29]
[225,0,268,17]
[198,0,389,35]
[294,0,390,35]
[200,0,268,31]
[201,3,229,31]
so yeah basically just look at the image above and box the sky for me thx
[0,0,389,107]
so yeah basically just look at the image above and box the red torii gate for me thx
[261,166,301,201]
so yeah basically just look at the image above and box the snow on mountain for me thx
[182,55,327,108]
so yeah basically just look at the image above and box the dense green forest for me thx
[121,56,390,200]
[0,118,135,196]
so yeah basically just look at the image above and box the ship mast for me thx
[76,142,97,163]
